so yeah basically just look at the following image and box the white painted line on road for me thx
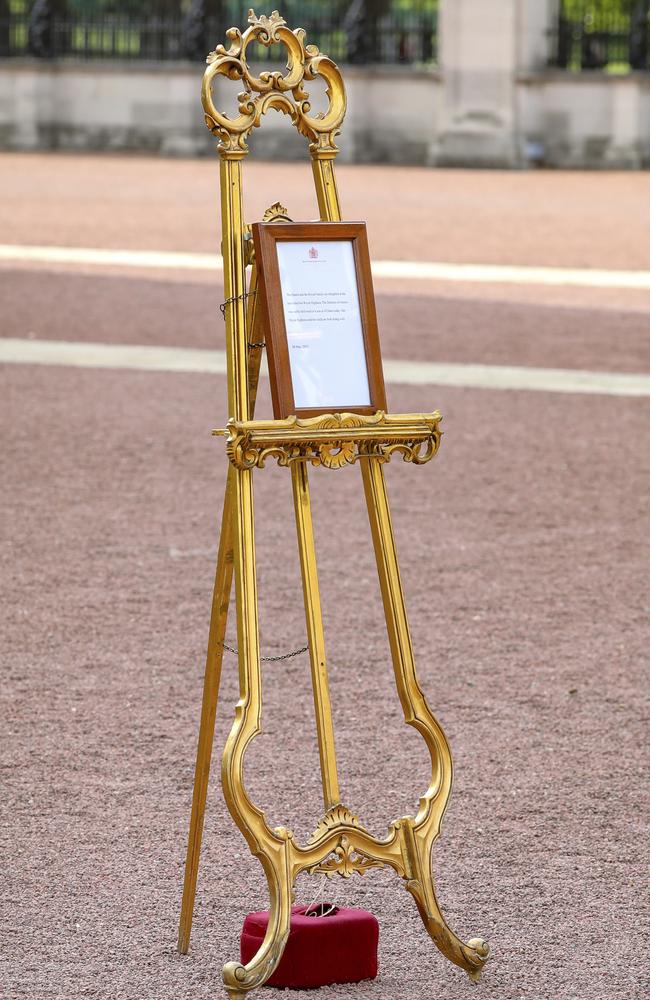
[371,260,650,290]
[2,244,650,290]
[384,358,650,396]
[0,338,228,374]
[2,338,649,397]
[0,244,221,271]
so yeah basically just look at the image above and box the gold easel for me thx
[177,11,490,997]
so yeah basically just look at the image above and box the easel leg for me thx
[361,458,490,979]
[177,255,266,953]
[401,819,489,980]
[178,466,236,954]
[291,461,341,811]
[222,844,294,998]
[219,454,295,994]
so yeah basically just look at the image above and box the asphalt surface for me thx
[1,153,649,1000]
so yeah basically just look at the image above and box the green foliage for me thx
[65,0,183,13]
[6,0,439,14]
[561,0,639,23]
[392,0,437,9]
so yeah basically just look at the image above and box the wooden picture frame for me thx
[252,221,387,419]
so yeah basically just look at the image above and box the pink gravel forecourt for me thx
[1,154,649,1000]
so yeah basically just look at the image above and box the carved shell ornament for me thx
[312,413,363,468]
[201,8,346,155]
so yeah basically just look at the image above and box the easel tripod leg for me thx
[361,458,490,980]
[177,467,236,954]
[178,261,264,954]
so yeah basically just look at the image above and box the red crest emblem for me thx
[308,246,318,259]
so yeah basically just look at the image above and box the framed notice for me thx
[252,221,387,419]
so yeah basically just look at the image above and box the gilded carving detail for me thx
[308,804,360,842]
[309,835,385,879]
[201,8,346,157]
[262,201,291,222]
[217,411,443,470]
[304,806,387,879]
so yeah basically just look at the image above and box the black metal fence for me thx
[550,1,650,71]
[0,1,438,65]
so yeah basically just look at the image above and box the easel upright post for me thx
[291,459,340,810]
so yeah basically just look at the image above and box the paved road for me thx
[1,153,648,1000]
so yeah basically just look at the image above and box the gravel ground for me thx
[1,154,649,1000]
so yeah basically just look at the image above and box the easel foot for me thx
[467,938,489,981]
[223,951,287,1000]
[224,960,251,999]
[220,843,293,999]
[466,939,489,981]
[402,823,490,980]
[413,907,489,981]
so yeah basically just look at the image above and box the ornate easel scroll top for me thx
[202,9,346,156]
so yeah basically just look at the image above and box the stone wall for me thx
[1,0,649,170]
[518,72,650,169]
[0,60,442,164]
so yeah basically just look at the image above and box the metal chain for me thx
[218,640,309,663]
[219,290,265,350]
[219,289,256,318]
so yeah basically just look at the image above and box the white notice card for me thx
[276,240,371,410]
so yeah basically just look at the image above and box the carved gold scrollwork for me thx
[310,414,362,468]
[309,835,385,879]
[303,806,386,879]
[216,411,443,471]
[308,804,360,840]
[201,9,346,157]
[262,201,291,222]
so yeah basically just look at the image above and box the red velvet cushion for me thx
[240,905,379,989]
